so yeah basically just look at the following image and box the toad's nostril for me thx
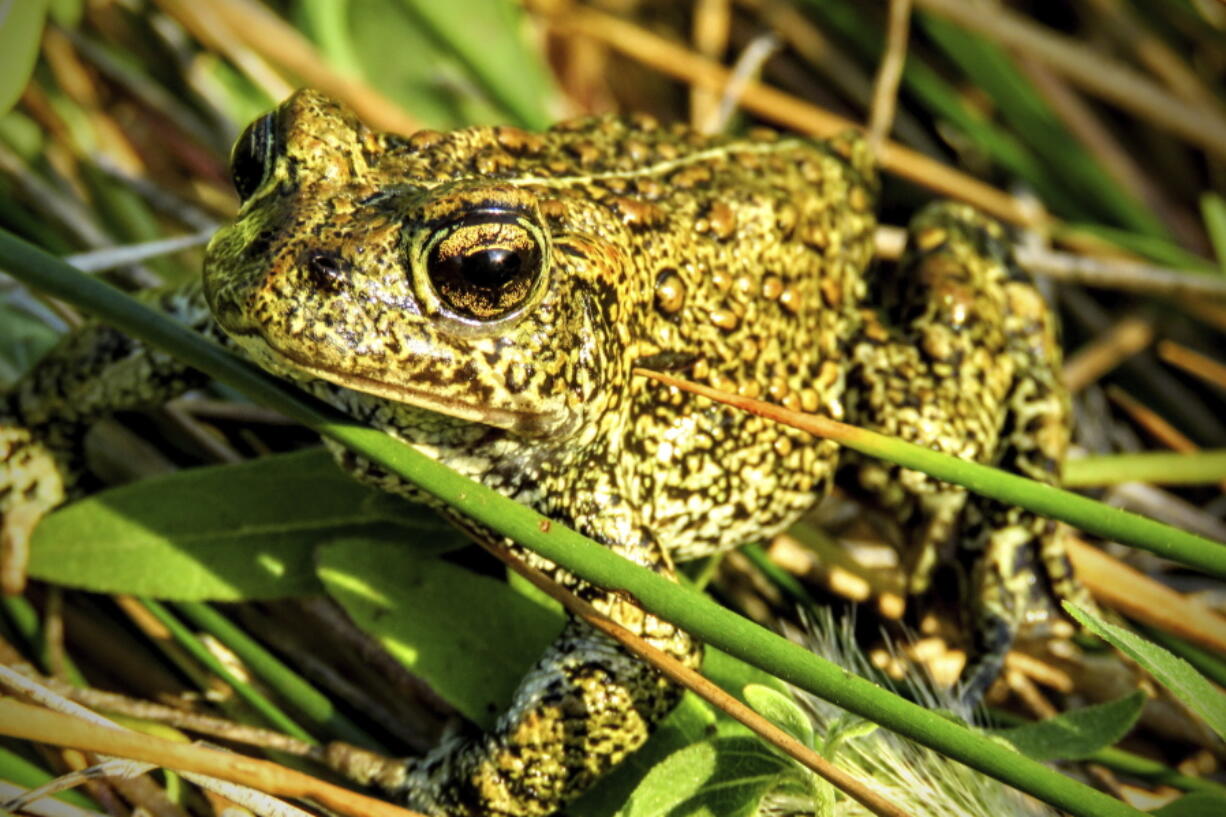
[304,250,349,293]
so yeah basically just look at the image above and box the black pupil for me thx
[230,113,275,201]
[459,248,522,288]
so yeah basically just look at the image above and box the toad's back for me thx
[365,115,880,560]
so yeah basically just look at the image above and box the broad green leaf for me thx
[29,448,462,600]
[1151,792,1226,817]
[620,737,792,817]
[0,0,48,116]
[1066,603,1226,741]
[506,566,564,617]
[744,684,814,747]
[993,691,1145,761]
[317,537,565,726]
[317,532,780,817]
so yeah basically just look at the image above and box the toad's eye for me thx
[230,112,277,201]
[422,211,545,321]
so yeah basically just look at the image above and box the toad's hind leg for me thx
[844,202,1088,698]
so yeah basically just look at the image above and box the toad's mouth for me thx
[228,328,568,438]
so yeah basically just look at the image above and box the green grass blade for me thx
[799,1,1092,222]
[639,369,1226,579]
[173,601,379,749]
[0,744,96,809]
[1058,222,1218,271]
[917,12,1168,238]
[1199,192,1226,274]
[394,0,557,128]
[138,598,316,744]
[1064,450,1226,487]
[0,595,86,686]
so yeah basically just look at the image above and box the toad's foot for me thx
[326,444,700,817]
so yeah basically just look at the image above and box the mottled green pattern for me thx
[1,90,1085,816]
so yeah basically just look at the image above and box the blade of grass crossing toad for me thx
[635,368,1226,579]
[1063,450,1226,487]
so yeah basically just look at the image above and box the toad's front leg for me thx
[1,285,214,587]
[328,451,700,817]
[407,526,698,817]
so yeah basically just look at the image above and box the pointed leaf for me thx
[620,736,792,817]
[993,691,1145,761]
[1066,602,1226,742]
[1151,792,1226,817]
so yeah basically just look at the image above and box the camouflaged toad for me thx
[1,89,1087,816]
